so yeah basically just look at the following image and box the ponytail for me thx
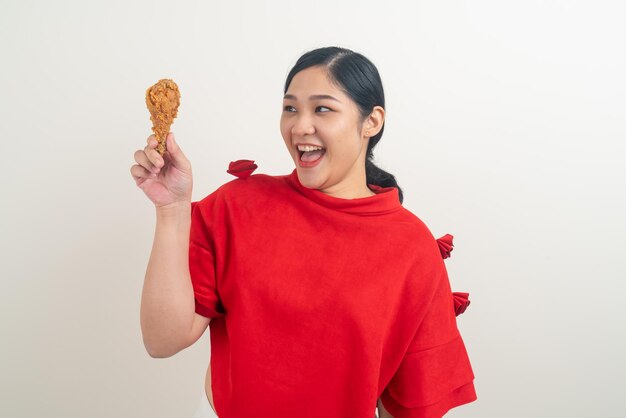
[365,145,403,204]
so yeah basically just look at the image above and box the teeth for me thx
[297,145,324,152]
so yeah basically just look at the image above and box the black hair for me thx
[283,46,404,204]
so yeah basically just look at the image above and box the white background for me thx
[1,1,624,417]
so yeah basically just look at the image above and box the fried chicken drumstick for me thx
[145,79,181,155]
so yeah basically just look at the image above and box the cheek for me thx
[279,120,291,138]
[332,139,363,163]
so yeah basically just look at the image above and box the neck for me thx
[318,166,375,199]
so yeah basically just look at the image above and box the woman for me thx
[131,46,477,418]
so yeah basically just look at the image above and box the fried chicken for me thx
[145,79,181,155]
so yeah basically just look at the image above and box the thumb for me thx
[165,132,190,168]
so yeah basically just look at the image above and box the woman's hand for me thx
[130,132,193,208]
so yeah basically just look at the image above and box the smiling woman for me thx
[133,45,476,418]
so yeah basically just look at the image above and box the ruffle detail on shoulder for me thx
[436,234,454,259]
[226,159,258,179]
[437,233,471,316]
[453,292,471,316]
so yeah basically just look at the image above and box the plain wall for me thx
[1,0,624,417]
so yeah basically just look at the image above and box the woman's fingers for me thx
[134,149,159,174]
[134,135,164,173]
[130,163,157,183]
[163,132,190,171]
[144,135,165,169]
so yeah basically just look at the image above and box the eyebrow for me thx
[283,94,341,103]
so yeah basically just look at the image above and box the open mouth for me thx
[298,148,326,162]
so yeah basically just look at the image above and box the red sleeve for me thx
[381,262,477,418]
[189,194,226,319]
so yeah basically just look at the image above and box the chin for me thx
[296,168,325,189]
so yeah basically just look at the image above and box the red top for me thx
[189,164,477,418]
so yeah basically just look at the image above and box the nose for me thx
[290,113,315,137]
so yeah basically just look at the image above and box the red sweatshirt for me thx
[189,165,477,418]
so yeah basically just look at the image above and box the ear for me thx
[362,106,385,138]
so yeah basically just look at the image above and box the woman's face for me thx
[280,65,376,198]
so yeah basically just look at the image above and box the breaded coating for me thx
[145,79,180,155]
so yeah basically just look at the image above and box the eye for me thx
[282,105,332,113]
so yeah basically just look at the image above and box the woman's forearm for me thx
[140,202,194,357]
